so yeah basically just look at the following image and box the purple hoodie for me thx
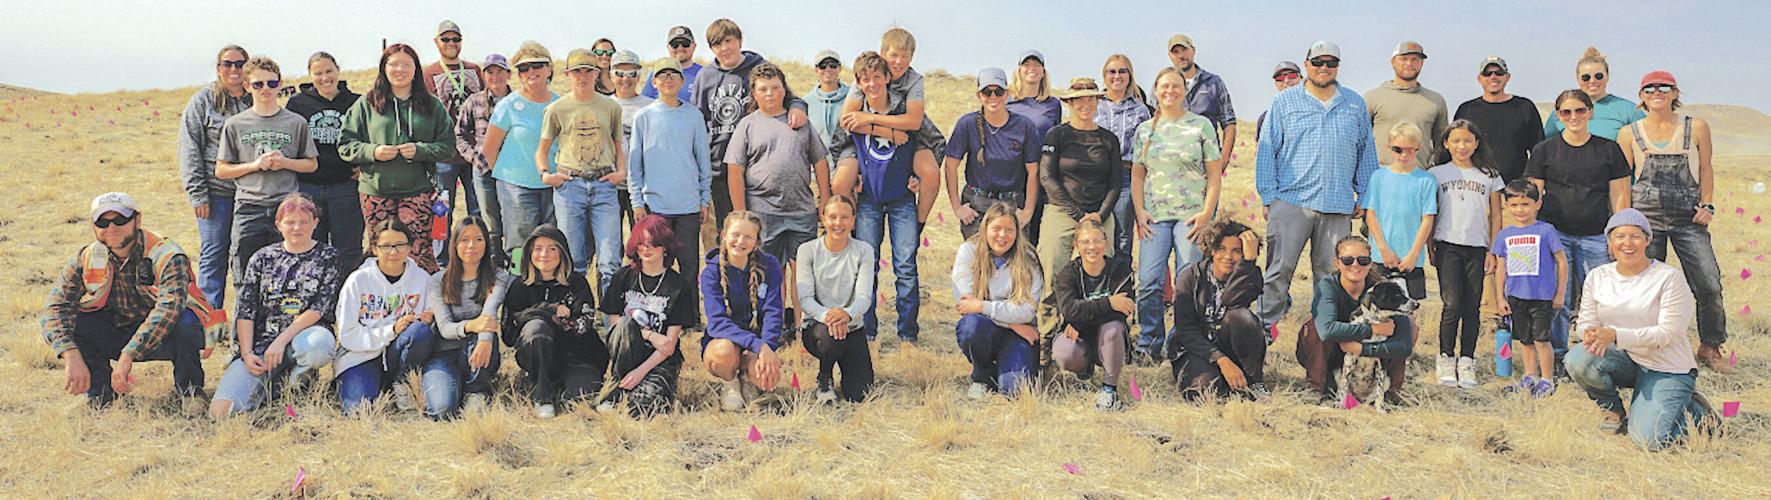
[699,250,784,353]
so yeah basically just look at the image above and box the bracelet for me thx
[1697,203,1716,213]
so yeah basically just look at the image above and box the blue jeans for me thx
[1566,346,1707,450]
[855,192,920,340]
[1552,234,1611,357]
[297,181,364,275]
[1136,219,1203,355]
[337,322,436,414]
[1112,171,1134,258]
[229,201,280,290]
[195,196,234,307]
[553,177,622,288]
[956,314,1036,394]
[472,168,505,261]
[496,179,555,258]
[212,326,335,415]
[435,163,480,268]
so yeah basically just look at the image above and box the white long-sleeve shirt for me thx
[1575,261,1696,374]
[950,241,1043,326]
[795,237,875,331]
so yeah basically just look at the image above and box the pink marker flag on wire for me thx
[1061,463,1080,475]
[292,467,306,494]
[285,404,299,420]
[1342,392,1360,410]
[1731,350,1739,368]
[790,371,801,391]
[1722,401,1741,418]
[1744,268,1754,280]
[1743,305,1754,316]
[1128,374,1143,401]
[746,425,762,443]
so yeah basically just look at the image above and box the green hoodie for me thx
[338,95,457,198]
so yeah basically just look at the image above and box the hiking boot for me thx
[1457,356,1479,389]
[1696,345,1733,374]
[392,383,416,412]
[1599,411,1625,434]
[967,382,990,400]
[1436,354,1457,387]
[815,380,837,405]
[1095,387,1123,411]
[720,379,746,412]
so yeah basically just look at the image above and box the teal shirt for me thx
[1543,93,1645,141]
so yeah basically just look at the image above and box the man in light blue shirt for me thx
[1254,40,1381,331]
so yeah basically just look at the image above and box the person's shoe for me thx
[1243,382,1272,402]
[87,392,118,410]
[463,393,489,413]
[1531,379,1556,399]
[720,379,746,412]
[967,382,990,400]
[1382,391,1405,407]
[1457,356,1479,389]
[391,383,416,412]
[1436,354,1457,387]
[594,399,619,414]
[1599,411,1625,434]
[1095,387,1123,411]
[815,380,837,405]
[1506,375,1537,395]
[1696,344,1734,374]
[534,403,557,419]
[1553,357,1570,382]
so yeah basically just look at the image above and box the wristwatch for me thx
[1697,203,1716,213]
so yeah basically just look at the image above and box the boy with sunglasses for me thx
[641,25,702,102]
[610,50,654,228]
[215,56,318,294]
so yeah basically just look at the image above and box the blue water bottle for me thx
[1494,317,1513,378]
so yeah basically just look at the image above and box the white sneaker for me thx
[967,382,989,400]
[720,379,746,412]
[393,383,416,411]
[534,403,556,418]
[1436,354,1457,387]
[594,399,619,414]
[463,393,489,413]
[1457,356,1479,389]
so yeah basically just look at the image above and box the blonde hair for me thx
[880,27,916,54]
[718,211,767,321]
[1009,56,1050,102]
[966,204,1041,304]
[1102,54,1148,107]
[1578,46,1609,72]
[707,18,743,46]
[1387,121,1423,146]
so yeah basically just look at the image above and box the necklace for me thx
[638,269,666,296]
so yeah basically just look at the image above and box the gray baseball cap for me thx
[1306,40,1341,61]
[612,50,642,68]
[436,20,461,37]
[1479,56,1508,73]
[1272,61,1301,77]
[1392,40,1427,58]
[977,68,1008,90]
[814,49,841,66]
[1018,49,1045,65]
[482,53,510,71]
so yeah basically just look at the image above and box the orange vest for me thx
[78,230,229,350]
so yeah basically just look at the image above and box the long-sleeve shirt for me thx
[1256,85,1380,215]
[333,257,431,374]
[1039,124,1122,220]
[700,253,785,353]
[1576,262,1696,374]
[337,95,458,198]
[1170,259,1261,362]
[500,274,599,356]
[795,238,876,331]
[41,235,192,359]
[455,88,506,173]
[178,82,251,207]
[1098,96,1151,163]
[950,241,1043,326]
[1184,67,1238,131]
[427,269,512,351]
[1051,256,1134,330]
[628,100,713,215]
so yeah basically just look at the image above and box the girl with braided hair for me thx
[699,211,786,411]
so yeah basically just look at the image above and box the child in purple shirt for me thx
[1491,180,1568,397]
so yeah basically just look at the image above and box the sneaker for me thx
[1531,379,1556,399]
[1553,357,1570,382]
[534,403,557,419]
[1436,354,1457,387]
[1599,411,1625,434]
[1506,375,1537,395]
[967,382,990,400]
[1095,387,1123,411]
[392,383,416,411]
[1456,356,1479,389]
[594,399,619,414]
[1243,382,1272,402]
[720,379,746,412]
[463,393,489,413]
[815,380,837,405]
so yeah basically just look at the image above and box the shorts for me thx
[756,211,818,265]
[1379,266,1428,300]
[1506,297,1554,344]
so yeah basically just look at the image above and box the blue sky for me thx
[3,0,1764,113]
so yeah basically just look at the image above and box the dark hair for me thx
[744,63,797,115]
[441,216,495,307]
[624,214,677,266]
[521,224,575,285]
[1438,119,1501,178]
[212,44,250,116]
[1334,234,1370,256]
[366,44,437,117]
[1204,219,1252,252]
[307,51,338,71]
[369,219,413,246]
[1554,89,1594,112]
[1501,178,1541,201]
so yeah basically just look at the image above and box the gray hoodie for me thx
[179,82,253,207]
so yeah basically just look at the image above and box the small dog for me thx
[1335,274,1420,411]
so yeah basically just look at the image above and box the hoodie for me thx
[337,95,458,198]
[1169,258,1262,362]
[690,50,808,174]
[805,82,849,150]
[699,251,784,354]
[285,81,362,185]
[333,257,431,374]
[179,82,253,207]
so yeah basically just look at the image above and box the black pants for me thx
[606,317,682,416]
[661,212,704,321]
[1434,241,1486,358]
[514,318,609,405]
[711,173,734,230]
[1172,308,1267,398]
[805,321,874,402]
[73,309,206,400]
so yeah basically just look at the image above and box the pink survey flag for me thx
[1743,305,1754,316]
[1756,216,1763,224]
[746,425,762,443]
[292,467,306,494]
[1738,207,1747,216]
[285,404,299,420]
[1342,392,1359,410]
[938,212,946,222]
[790,371,801,391]
[1128,374,1143,401]
[1731,350,1739,368]
[922,237,930,248]
[1743,268,1754,280]
[1061,463,1080,475]
[1722,401,1741,418]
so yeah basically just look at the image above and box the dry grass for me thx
[2,62,1770,497]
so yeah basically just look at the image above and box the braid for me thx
[718,245,732,314]
[747,251,763,316]
[975,107,988,164]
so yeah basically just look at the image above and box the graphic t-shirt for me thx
[237,243,341,355]
[540,94,624,174]
[219,108,318,206]
[1491,221,1565,300]
[1430,164,1505,247]
[600,267,695,363]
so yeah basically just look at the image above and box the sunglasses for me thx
[1389,145,1418,155]
[218,59,247,69]
[1273,72,1301,82]
[612,69,641,78]
[249,80,281,90]
[438,36,462,44]
[816,60,840,70]
[1105,68,1131,75]
[1338,256,1373,266]
[1580,72,1606,82]
[1481,69,1508,77]
[517,62,550,73]
[1641,84,1676,94]
[1308,58,1340,68]
[591,48,615,57]
[1557,107,1590,117]
[980,87,1007,97]
[669,39,693,49]
[94,213,135,228]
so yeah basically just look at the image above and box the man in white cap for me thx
[1452,56,1542,183]
[1255,40,1381,335]
[641,25,704,103]
[425,19,484,266]
[806,49,848,154]
[41,193,228,409]
[1167,34,1238,172]
[1365,40,1448,168]
[1255,61,1302,138]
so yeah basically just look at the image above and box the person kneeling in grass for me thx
[701,212,787,411]
[598,215,694,417]
[953,204,1044,399]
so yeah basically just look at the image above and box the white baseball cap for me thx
[90,192,138,222]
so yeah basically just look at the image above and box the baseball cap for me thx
[1479,56,1508,74]
[1605,208,1653,240]
[565,48,599,71]
[436,20,461,37]
[91,192,138,222]
[1306,40,1341,61]
[1272,61,1301,78]
[482,53,510,71]
[612,50,642,68]
[814,49,841,65]
[653,58,683,75]
[1640,70,1678,88]
[1018,49,1045,65]
[977,68,1009,91]
[668,25,694,43]
[1167,34,1195,50]
[1392,40,1427,59]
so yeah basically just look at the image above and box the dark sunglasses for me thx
[1481,69,1508,77]
[1338,255,1372,266]
[816,60,840,70]
[94,213,135,228]
[1557,107,1590,117]
[218,59,247,69]
[1308,58,1340,68]
[517,62,550,73]
[249,80,281,90]
[980,87,1008,97]
[1389,145,1418,155]
[591,48,616,57]
[1105,68,1131,75]
[1580,72,1606,82]
[1641,84,1676,94]
[669,39,693,49]
[438,36,462,43]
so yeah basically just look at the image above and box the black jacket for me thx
[1168,258,1261,361]
[284,82,361,185]
[500,274,599,356]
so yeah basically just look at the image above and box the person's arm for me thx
[1404,214,1437,270]
[1214,84,1238,170]
[178,92,214,208]
[1616,125,1639,173]
[1352,120,1381,204]
[1552,249,1569,309]
[455,96,481,167]
[700,261,765,353]
[1038,132,1083,220]
[983,262,1040,325]
[41,256,87,358]
[1573,272,1600,335]
[1221,258,1264,310]
[795,244,831,321]
[758,261,786,349]
[1608,177,1630,213]
[950,243,976,300]
[627,111,648,210]
[1365,205,1395,265]
[1053,262,1114,326]
[1612,270,1696,350]
[809,132,832,205]
[724,120,750,211]
[726,163,747,212]
[1486,189,1503,252]
[625,323,681,385]
[1694,118,1714,207]
[1168,265,1223,362]
[1543,113,1563,138]
[1254,109,1280,205]
[695,117,714,209]
[1192,128,1225,236]
[335,99,379,164]
[607,106,628,183]
[1312,278,1372,343]
[842,245,877,321]
[1131,162,1149,224]
[427,274,469,340]
[480,125,507,172]
[1020,160,1040,223]
[1095,135,1124,220]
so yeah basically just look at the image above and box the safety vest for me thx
[78,230,229,349]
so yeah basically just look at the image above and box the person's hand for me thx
[753,345,783,389]
[1398,254,1417,273]
[1496,299,1512,316]
[1217,357,1248,390]
[1338,341,1364,356]
[1184,211,1213,244]
[1239,230,1261,261]
[634,206,650,221]
[1016,207,1034,228]
[1380,249,1401,270]
[1552,293,1565,311]
[469,339,493,370]
[1584,326,1616,355]
[1693,206,1714,226]
[1134,210,1155,240]
[201,346,215,359]
[955,204,980,226]
[541,172,569,188]
[1079,212,1102,225]
[1108,293,1136,316]
[111,355,135,394]
[398,143,419,160]
[1485,253,1497,275]
[373,145,400,162]
[619,368,646,389]
[1007,323,1040,345]
[418,310,435,324]
[261,337,288,373]
[194,203,211,219]
[906,175,920,194]
[394,315,414,334]
[1370,320,1395,338]
[600,170,627,186]
[554,304,571,318]
[787,108,809,130]
[956,296,985,315]
[825,309,851,338]
[1064,325,1081,341]
[646,329,675,352]
[241,350,267,376]
[838,110,869,131]
[62,351,90,395]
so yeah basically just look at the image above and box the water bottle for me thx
[1494,317,1513,378]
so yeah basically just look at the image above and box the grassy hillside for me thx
[1,62,1769,497]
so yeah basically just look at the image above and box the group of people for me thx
[40,19,1730,450]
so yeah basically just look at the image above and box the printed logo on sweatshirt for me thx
[707,83,750,136]
[307,110,345,145]
[356,293,423,324]
[241,129,295,157]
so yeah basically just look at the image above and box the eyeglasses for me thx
[1308,57,1340,68]
[1338,256,1373,266]
[517,62,550,73]
[1557,107,1590,117]
[249,80,281,90]
[218,59,247,69]
[1481,69,1508,77]
[591,48,616,57]
[1641,84,1676,94]
[980,87,1007,97]
[612,69,641,78]
[1580,72,1606,82]
[1273,73,1301,82]
[1390,146,1419,155]
[438,36,462,44]
[376,242,412,252]
[94,213,135,228]
[816,60,840,70]
[669,39,693,49]
[1105,68,1131,75]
